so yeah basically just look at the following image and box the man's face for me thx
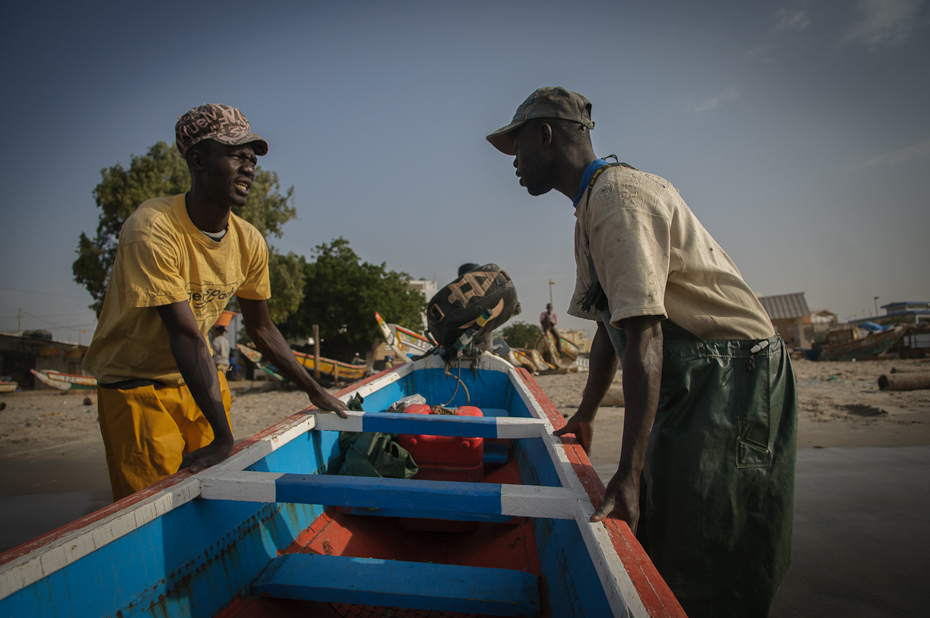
[511,122,554,197]
[200,142,258,208]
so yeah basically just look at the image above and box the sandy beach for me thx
[4,358,929,471]
[1,357,929,615]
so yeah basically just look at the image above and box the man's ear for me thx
[538,122,553,149]
[187,145,208,172]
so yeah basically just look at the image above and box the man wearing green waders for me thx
[487,87,797,617]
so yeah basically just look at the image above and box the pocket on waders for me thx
[736,348,773,469]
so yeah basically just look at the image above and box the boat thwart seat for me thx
[251,553,541,617]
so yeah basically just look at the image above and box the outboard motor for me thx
[426,264,520,363]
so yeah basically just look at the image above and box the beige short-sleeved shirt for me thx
[568,165,774,341]
[84,194,271,386]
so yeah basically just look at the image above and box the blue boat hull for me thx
[0,354,683,618]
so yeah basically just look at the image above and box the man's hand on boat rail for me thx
[179,436,235,474]
[553,413,594,454]
[591,470,640,528]
[306,389,350,418]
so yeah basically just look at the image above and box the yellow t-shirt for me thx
[84,194,271,386]
[569,166,774,341]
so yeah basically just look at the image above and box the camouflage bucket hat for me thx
[175,103,269,157]
[487,87,594,155]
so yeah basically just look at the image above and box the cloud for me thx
[691,87,739,114]
[774,8,811,32]
[743,44,775,63]
[861,138,930,167]
[843,0,923,48]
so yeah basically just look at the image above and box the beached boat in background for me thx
[292,349,367,382]
[375,311,432,361]
[535,331,581,366]
[235,344,285,382]
[0,353,684,617]
[30,369,97,391]
[236,344,367,383]
[819,325,907,361]
[0,382,17,393]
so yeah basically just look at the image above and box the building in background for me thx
[0,332,88,389]
[850,301,930,326]
[407,279,438,330]
[559,329,592,354]
[758,292,812,349]
[810,309,839,345]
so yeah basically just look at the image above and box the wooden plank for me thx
[252,553,540,617]
[199,471,579,519]
[312,410,546,439]
[334,505,522,523]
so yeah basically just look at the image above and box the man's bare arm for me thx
[553,321,619,453]
[591,315,663,527]
[156,302,234,473]
[237,297,348,417]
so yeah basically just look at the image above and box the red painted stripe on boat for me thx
[517,368,686,618]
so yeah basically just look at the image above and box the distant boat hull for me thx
[237,344,367,383]
[535,332,581,365]
[820,326,906,361]
[292,350,367,381]
[30,369,97,391]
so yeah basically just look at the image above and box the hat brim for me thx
[181,134,270,157]
[485,120,526,156]
[223,134,269,156]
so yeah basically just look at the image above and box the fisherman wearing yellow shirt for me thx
[84,104,347,501]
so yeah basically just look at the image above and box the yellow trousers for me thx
[97,372,232,501]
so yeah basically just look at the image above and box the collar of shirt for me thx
[572,158,610,208]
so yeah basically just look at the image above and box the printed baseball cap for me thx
[175,103,269,157]
[487,87,594,155]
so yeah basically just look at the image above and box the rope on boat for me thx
[440,360,470,408]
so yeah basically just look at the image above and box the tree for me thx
[74,141,301,320]
[501,321,542,349]
[279,238,427,361]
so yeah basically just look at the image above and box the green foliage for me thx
[266,251,306,323]
[74,142,189,315]
[74,141,298,318]
[501,321,542,349]
[279,238,427,361]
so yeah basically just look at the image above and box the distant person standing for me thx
[211,325,231,374]
[84,103,347,501]
[539,303,563,357]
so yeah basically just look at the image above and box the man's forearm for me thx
[160,310,233,445]
[246,319,327,397]
[577,322,620,420]
[617,317,663,477]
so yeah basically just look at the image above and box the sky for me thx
[1,0,928,346]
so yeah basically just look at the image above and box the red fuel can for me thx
[398,405,484,482]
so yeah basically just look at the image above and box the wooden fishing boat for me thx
[0,381,17,393]
[292,350,367,381]
[237,344,367,383]
[0,353,683,617]
[507,348,537,373]
[375,312,432,360]
[535,332,580,365]
[30,369,97,391]
[819,325,907,361]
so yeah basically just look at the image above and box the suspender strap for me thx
[578,161,635,314]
